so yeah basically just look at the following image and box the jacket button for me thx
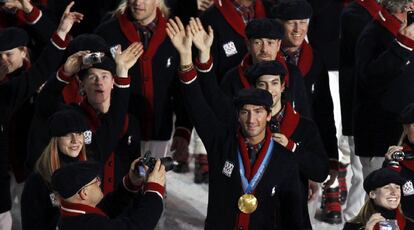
[108,177,112,183]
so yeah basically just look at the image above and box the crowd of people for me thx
[1,0,414,229]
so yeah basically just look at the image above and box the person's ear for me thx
[266,110,272,121]
[78,188,88,200]
[403,124,409,135]
[369,191,376,199]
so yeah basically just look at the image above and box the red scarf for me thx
[374,7,401,36]
[117,8,166,140]
[355,0,381,18]
[60,200,107,218]
[213,0,266,39]
[279,102,300,138]
[297,41,313,77]
[80,100,129,195]
[236,127,272,229]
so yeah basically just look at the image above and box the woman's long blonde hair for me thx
[35,137,87,185]
[112,0,170,18]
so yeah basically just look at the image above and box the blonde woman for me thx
[21,109,89,230]
[343,168,407,230]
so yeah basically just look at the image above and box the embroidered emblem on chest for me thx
[223,41,238,57]
[403,180,414,196]
[222,160,234,177]
[84,130,92,145]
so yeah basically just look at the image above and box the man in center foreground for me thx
[166,17,304,229]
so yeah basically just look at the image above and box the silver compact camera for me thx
[378,219,397,230]
[82,52,104,65]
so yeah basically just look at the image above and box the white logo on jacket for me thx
[403,180,414,196]
[84,130,92,144]
[222,161,234,177]
[223,41,238,57]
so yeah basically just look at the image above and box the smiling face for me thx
[282,19,309,51]
[255,74,285,108]
[128,0,159,25]
[369,183,401,210]
[238,104,271,145]
[0,47,27,74]
[81,68,114,109]
[57,132,85,158]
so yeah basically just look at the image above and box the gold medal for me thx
[238,194,258,214]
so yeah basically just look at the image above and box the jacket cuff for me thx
[122,175,142,193]
[174,127,191,143]
[286,139,297,152]
[56,67,72,84]
[194,56,213,73]
[24,6,42,25]
[144,182,165,199]
[51,32,70,50]
[114,76,131,88]
[178,68,197,84]
[396,33,414,51]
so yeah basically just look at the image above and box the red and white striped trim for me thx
[25,6,42,25]
[114,76,131,88]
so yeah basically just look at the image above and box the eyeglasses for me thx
[77,176,101,195]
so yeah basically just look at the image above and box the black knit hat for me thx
[271,0,313,20]
[48,109,89,137]
[245,18,284,40]
[398,103,414,124]
[67,34,110,56]
[363,168,406,193]
[0,27,29,51]
[246,60,286,85]
[234,88,273,110]
[77,56,116,81]
[52,161,102,199]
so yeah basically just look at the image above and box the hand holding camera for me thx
[135,151,176,173]
[147,159,166,187]
[62,50,91,76]
[365,213,386,230]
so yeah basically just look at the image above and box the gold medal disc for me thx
[238,194,258,214]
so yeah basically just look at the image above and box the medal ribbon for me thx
[237,140,274,194]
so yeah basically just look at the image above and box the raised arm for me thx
[166,17,228,160]
[189,17,236,126]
